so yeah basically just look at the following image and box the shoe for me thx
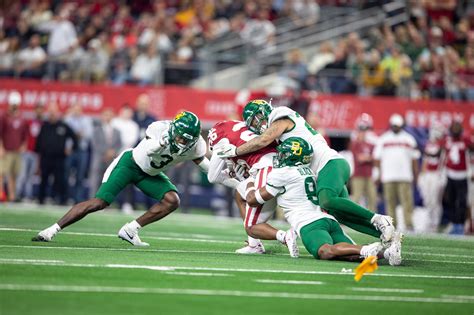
[384,232,402,266]
[372,215,395,245]
[32,230,53,242]
[284,228,299,258]
[235,241,265,254]
[449,224,464,235]
[121,203,134,215]
[361,242,383,258]
[118,225,149,246]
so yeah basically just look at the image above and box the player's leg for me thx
[301,218,383,262]
[317,159,394,243]
[119,172,179,246]
[234,190,265,254]
[32,151,135,242]
[398,182,414,231]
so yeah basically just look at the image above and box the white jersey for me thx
[265,165,336,235]
[268,107,341,173]
[132,121,207,176]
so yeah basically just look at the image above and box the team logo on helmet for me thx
[274,137,313,167]
[169,111,201,154]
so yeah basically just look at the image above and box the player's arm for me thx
[245,179,276,207]
[236,119,292,156]
[206,153,240,189]
[193,156,210,173]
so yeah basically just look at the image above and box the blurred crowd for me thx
[279,0,474,101]
[348,112,473,235]
[0,0,324,85]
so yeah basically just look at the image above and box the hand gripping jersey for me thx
[265,165,336,235]
[268,107,341,173]
[133,121,207,176]
[208,120,277,170]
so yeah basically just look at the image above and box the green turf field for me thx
[0,205,473,315]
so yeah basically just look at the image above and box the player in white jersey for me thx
[216,100,395,245]
[32,111,214,246]
[244,137,402,265]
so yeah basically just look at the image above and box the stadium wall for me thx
[1,79,472,132]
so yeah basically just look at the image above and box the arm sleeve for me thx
[208,153,240,189]
[265,169,286,195]
[409,136,421,159]
[372,137,382,160]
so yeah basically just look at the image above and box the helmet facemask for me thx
[168,111,201,154]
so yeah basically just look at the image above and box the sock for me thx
[276,230,286,244]
[360,245,370,257]
[247,236,260,247]
[47,223,61,235]
[128,220,142,231]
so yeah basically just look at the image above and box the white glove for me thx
[216,143,237,158]
[159,133,169,147]
[233,164,247,181]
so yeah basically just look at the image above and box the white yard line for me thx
[0,284,473,304]
[0,258,64,263]
[404,251,474,259]
[350,287,424,293]
[255,279,324,285]
[0,228,240,244]
[441,295,474,300]
[0,259,473,280]
[165,272,232,277]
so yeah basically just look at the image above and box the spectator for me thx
[64,103,94,203]
[290,0,320,27]
[16,103,44,201]
[279,48,308,88]
[15,34,47,78]
[111,105,139,213]
[350,113,377,212]
[35,102,77,205]
[128,44,161,85]
[75,38,109,82]
[361,49,385,96]
[441,121,474,235]
[36,8,78,80]
[308,41,335,75]
[0,36,20,77]
[240,9,276,52]
[374,114,420,232]
[0,92,28,202]
[455,56,474,101]
[133,94,156,141]
[417,123,446,233]
[89,108,121,197]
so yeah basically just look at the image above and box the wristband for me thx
[255,190,265,205]
[245,187,255,198]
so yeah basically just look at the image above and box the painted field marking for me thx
[442,295,474,300]
[404,252,474,259]
[0,258,64,263]
[165,272,232,277]
[0,228,240,244]
[350,287,424,293]
[0,284,473,304]
[0,259,473,281]
[255,279,324,285]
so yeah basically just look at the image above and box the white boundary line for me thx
[165,272,233,277]
[255,279,324,285]
[350,287,424,293]
[0,284,473,304]
[0,260,473,280]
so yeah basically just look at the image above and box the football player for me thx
[207,120,298,257]
[32,111,214,246]
[216,100,396,245]
[245,137,402,265]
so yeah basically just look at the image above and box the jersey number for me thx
[295,112,318,135]
[151,154,173,169]
[304,177,318,205]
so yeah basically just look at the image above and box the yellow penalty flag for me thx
[354,256,378,282]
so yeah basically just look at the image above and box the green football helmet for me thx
[169,111,201,154]
[274,137,313,168]
[242,99,273,134]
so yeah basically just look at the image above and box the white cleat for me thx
[118,226,149,246]
[372,215,395,245]
[361,242,383,258]
[31,230,53,242]
[284,228,299,258]
[235,241,265,254]
[384,232,402,266]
